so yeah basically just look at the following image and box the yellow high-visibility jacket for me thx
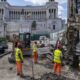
[54,49,62,63]
[15,48,23,62]
[32,44,37,53]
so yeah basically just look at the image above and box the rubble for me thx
[24,73,75,80]
[39,73,75,80]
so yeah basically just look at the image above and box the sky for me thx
[7,0,67,21]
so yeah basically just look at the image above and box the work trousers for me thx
[54,62,61,75]
[16,61,23,75]
[33,52,38,63]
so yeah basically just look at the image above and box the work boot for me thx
[34,61,38,64]
[17,73,20,76]
[56,75,61,80]
[20,74,26,78]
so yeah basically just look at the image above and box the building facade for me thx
[68,0,80,31]
[0,0,65,37]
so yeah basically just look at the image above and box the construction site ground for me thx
[0,42,80,80]
[0,54,80,80]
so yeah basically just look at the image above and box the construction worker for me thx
[55,38,62,49]
[15,42,24,78]
[32,42,38,63]
[53,46,62,76]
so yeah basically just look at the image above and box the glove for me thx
[21,60,23,63]
[52,61,54,63]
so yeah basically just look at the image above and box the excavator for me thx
[19,32,31,55]
[8,32,31,63]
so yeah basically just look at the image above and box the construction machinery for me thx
[19,32,31,56]
[8,28,31,63]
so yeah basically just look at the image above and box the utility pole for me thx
[67,0,79,70]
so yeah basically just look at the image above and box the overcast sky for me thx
[7,0,67,21]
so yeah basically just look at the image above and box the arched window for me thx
[53,25,55,30]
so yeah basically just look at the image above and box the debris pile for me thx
[25,73,75,80]
[39,73,74,80]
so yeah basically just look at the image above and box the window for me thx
[49,9,53,13]
[54,9,56,18]
[2,9,4,14]
[52,9,53,13]
[1,0,6,2]
[53,25,55,30]
[49,9,51,13]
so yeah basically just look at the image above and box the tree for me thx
[31,21,37,30]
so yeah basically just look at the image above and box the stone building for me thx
[0,0,65,37]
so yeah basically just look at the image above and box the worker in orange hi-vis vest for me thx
[15,42,25,78]
[32,42,38,63]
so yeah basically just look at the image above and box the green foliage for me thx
[0,37,7,43]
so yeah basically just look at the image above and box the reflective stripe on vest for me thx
[15,48,23,61]
[54,49,61,63]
